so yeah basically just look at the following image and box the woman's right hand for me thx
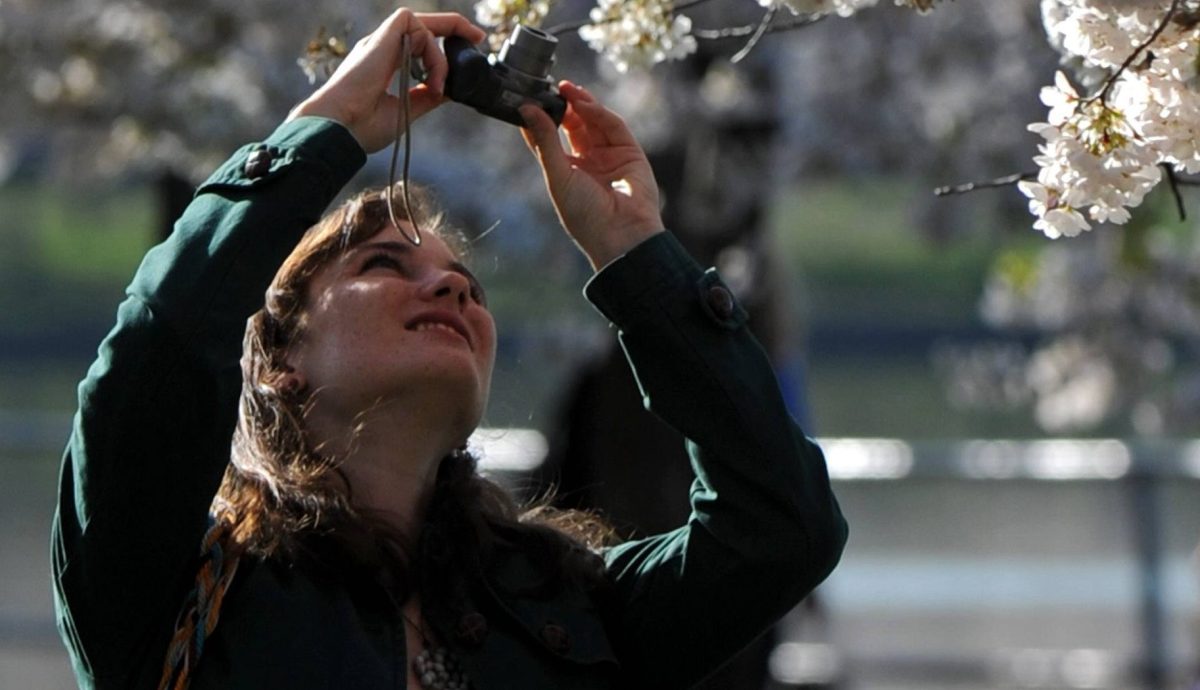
[520,83,664,271]
[287,9,486,153]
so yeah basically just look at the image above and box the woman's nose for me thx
[423,269,469,307]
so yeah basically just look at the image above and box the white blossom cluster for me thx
[474,0,554,51]
[1022,0,1200,238]
[473,0,932,73]
[577,0,697,73]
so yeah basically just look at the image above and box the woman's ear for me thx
[280,365,307,396]
[281,336,311,393]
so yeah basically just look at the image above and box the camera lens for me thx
[497,25,557,80]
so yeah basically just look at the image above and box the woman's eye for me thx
[470,283,487,307]
[362,254,404,274]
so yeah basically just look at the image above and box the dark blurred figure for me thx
[540,51,823,690]
[157,168,194,241]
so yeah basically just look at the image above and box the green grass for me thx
[772,178,998,327]
[766,178,1048,438]
[1,182,155,282]
[0,183,155,335]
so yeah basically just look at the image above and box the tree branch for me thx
[695,13,825,41]
[1162,163,1187,221]
[935,165,1200,227]
[933,172,1036,196]
[730,5,778,63]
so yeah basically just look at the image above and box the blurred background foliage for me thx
[5,0,1200,435]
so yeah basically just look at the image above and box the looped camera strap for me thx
[388,32,422,246]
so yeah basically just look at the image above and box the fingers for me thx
[559,81,638,148]
[415,12,488,42]
[410,13,486,94]
[407,84,448,121]
[375,10,485,94]
[561,105,592,157]
[520,104,572,185]
[374,9,441,92]
[377,84,446,128]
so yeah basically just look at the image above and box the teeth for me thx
[414,322,460,337]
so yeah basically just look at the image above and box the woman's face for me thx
[286,222,496,441]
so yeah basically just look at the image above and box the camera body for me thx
[443,26,566,127]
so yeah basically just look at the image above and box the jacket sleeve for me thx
[584,231,848,689]
[50,117,365,687]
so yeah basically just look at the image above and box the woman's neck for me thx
[307,397,465,537]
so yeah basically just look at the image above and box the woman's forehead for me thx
[357,223,458,261]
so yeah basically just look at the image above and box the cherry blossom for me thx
[474,0,554,51]
[1024,0,1200,237]
[577,0,697,73]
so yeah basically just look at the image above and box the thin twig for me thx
[547,0,719,36]
[1162,163,1187,221]
[470,219,503,246]
[1085,0,1180,106]
[933,171,1036,196]
[694,13,824,39]
[730,5,778,63]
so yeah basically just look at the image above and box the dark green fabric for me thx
[52,116,847,690]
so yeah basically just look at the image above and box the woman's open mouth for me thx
[406,312,472,348]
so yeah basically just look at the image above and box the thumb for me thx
[520,104,572,184]
[407,84,447,121]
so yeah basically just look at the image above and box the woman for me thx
[52,9,847,690]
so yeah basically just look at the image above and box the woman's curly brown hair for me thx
[212,184,615,604]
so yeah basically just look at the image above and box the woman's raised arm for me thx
[51,12,483,687]
[521,87,848,688]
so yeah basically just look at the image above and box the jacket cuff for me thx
[196,117,365,199]
[583,231,749,332]
[265,116,366,177]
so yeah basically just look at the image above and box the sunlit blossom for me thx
[474,0,553,51]
[578,0,696,72]
[1026,1,1200,237]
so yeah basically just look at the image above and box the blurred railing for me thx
[3,415,1198,689]
[795,437,1199,690]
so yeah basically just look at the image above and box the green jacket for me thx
[52,117,848,690]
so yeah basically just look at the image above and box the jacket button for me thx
[243,148,272,179]
[706,285,735,320]
[539,622,570,654]
[454,612,488,648]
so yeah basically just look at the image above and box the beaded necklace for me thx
[402,613,471,690]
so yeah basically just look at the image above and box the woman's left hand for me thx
[289,9,486,153]
[521,82,664,271]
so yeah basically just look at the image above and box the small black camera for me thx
[442,26,567,127]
